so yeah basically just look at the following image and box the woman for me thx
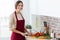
[9,0,29,40]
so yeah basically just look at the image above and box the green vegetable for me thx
[26,25,32,29]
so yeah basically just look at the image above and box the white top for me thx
[9,12,24,30]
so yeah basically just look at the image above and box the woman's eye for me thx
[18,5,23,7]
[18,5,20,6]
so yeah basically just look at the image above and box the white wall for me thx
[21,0,30,25]
[30,0,60,18]
[0,0,15,38]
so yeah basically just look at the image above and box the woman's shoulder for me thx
[9,12,16,19]
[10,12,15,17]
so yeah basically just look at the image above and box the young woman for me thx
[9,0,29,40]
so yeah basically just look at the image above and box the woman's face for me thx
[17,3,23,11]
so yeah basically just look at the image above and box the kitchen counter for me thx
[25,36,55,40]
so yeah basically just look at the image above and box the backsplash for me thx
[31,15,60,38]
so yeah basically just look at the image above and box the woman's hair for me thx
[15,0,23,9]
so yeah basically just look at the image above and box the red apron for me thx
[11,11,25,40]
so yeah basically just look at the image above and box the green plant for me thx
[26,25,32,29]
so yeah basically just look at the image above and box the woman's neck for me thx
[15,9,21,14]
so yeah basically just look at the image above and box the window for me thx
[0,0,15,38]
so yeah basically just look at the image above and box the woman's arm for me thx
[24,27,32,36]
[25,27,29,33]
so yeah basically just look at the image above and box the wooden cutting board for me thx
[25,36,52,40]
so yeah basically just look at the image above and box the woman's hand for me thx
[28,33,32,36]
[11,29,26,37]
[26,32,32,36]
[21,33,25,37]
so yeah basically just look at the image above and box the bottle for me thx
[51,30,54,38]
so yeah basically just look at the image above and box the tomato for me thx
[39,32,43,36]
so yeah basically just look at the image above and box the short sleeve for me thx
[9,14,16,30]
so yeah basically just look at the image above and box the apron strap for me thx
[15,11,18,20]
[14,11,24,20]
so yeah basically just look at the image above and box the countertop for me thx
[25,36,55,40]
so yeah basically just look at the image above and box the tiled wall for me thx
[32,15,60,38]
